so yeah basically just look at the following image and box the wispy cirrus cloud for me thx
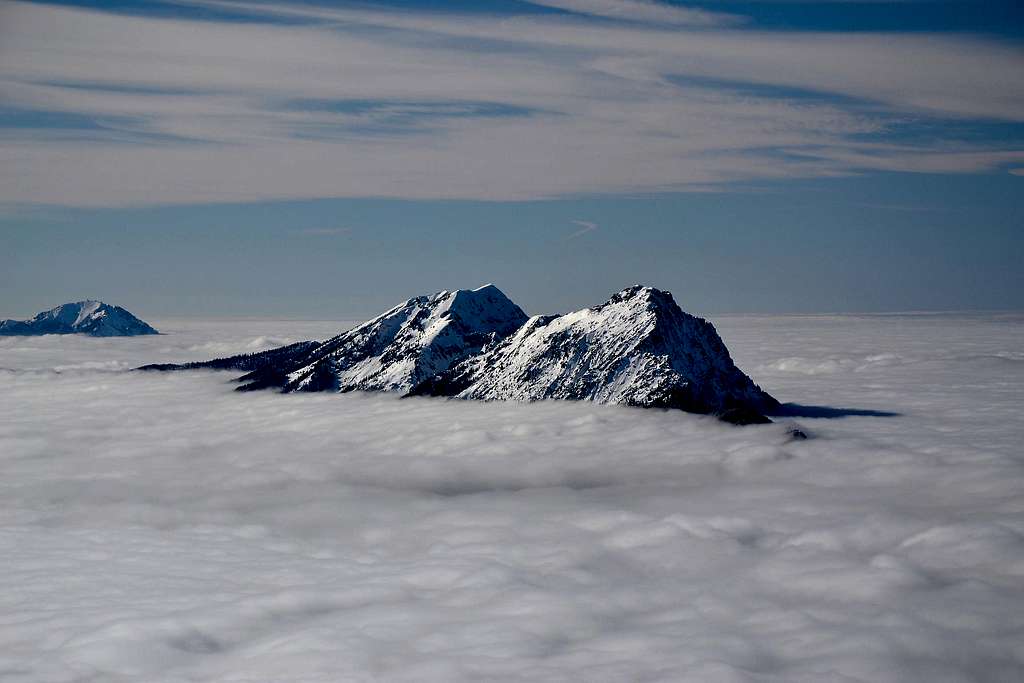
[521,0,741,26]
[566,220,598,239]
[0,0,1022,207]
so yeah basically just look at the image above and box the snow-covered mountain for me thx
[142,285,528,393]
[278,284,528,393]
[0,301,159,337]
[140,284,778,423]
[410,286,778,424]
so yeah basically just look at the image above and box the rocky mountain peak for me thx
[410,286,778,423]
[607,284,670,304]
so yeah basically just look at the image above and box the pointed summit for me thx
[444,284,524,335]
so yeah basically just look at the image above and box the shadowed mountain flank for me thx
[775,403,900,419]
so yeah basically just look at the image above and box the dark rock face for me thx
[140,284,778,424]
[0,301,158,337]
[409,286,778,423]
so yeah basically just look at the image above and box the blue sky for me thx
[1,0,1022,317]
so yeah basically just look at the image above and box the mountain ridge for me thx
[139,285,777,423]
[141,285,528,395]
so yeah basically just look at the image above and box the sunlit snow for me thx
[2,313,1022,682]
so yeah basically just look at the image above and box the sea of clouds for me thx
[2,313,1023,682]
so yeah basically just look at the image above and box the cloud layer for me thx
[2,313,1023,680]
[0,0,1022,206]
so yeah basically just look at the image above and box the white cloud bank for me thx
[2,314,1023,681]
[0,0,1022,206]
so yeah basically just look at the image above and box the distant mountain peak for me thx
[0,301,158,337]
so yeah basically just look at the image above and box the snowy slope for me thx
[411,286,779,423]
[279,284,528,393]
[0,300,158,336]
